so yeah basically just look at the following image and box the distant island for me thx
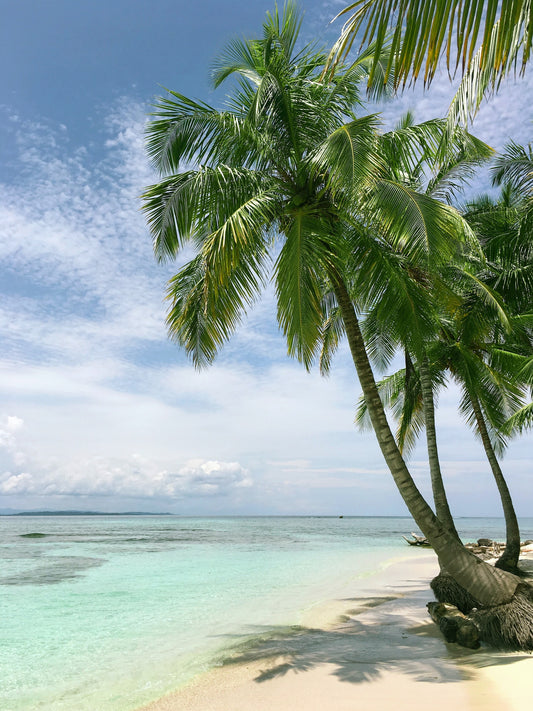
[1,510,175,517]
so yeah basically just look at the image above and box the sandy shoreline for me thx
[139,553,533,711]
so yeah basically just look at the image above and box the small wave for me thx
[19,532,48,538]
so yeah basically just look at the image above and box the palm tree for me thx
[360,334,526,574]
[472,150,533,435]
[461,183,533,570]
[357,180,531,574]
[327,1,533,124]
[321,110,494,540]
[142,3,533,648]
[363,111,495,540]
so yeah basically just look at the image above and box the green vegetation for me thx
[328,1,533,124]
[143,3,533,649]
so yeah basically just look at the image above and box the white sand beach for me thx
[140,553,533,711]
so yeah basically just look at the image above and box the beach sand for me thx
[140,553,533,711]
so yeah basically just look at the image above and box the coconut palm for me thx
[143,3,533,648]
[472,155,533,430]
[461,185,533,569]
[344,111,493,540]
[360,334,527,573]
[356,182,532,573]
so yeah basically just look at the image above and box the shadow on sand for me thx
[213,591,530,688]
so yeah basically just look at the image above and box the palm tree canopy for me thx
[142,1,474,371]
[327,1,532,115]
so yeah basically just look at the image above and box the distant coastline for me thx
[0,510,175,517]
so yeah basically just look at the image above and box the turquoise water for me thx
[1,515,531,711]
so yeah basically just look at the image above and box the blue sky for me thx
[0,0,531,516]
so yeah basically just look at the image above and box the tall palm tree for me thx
[360,334,527,573]
[462,183,533,569]
[142,3,532,648]
[471,153,533,434]
[353,111,493,540]
[357,180,531,573]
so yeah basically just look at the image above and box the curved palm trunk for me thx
[469,390,521,572]
[418,355,461,541]
[329,273,520,606]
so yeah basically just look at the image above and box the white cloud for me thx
[5,415,23,432]
[0,452,251,499]
[0,413,252,501]
[0,415,24,449]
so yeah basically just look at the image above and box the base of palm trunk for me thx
[430,572,479,614]
[469,584,533,651]
[431,574,533,650]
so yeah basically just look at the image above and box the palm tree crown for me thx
[143,2,470,370]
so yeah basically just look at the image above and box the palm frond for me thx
[146,93,250,173]
[142,166,276,262]
[492,141,533,192]
[444,14,521,128]
[365,179,476,265]
[274,214,334,370]
[327,1,532,92]
[380,117,493,197]
[165,216,269,368]
[458,270,511,332]
[360,307,399,371]
[142,172,200,260]
[311,114,384,199]
[211,37,264,88]
[319,300,345,376]
[505,402,533,432]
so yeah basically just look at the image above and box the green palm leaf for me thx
[274,214,335,370]
[365,179,476,264]
[310,115,384,200]
[327,1,532,92]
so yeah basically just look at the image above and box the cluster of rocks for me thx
[404,533,533,559]
[465,538,533,560]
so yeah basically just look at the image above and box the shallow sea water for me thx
[1,515,531,711]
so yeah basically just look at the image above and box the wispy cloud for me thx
[0,102,170,366]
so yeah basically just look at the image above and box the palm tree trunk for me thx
[329,272,520,606]
[418,355,461,541]
[469,390,521,572]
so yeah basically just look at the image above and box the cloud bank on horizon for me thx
[0,1,531,515]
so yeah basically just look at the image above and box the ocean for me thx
[1,515,531,711]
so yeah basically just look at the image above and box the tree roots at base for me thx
[430,574,533,651]
[430,572,479,614]
[469,584,533,651]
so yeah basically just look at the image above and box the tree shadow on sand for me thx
[214,593,530,688]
